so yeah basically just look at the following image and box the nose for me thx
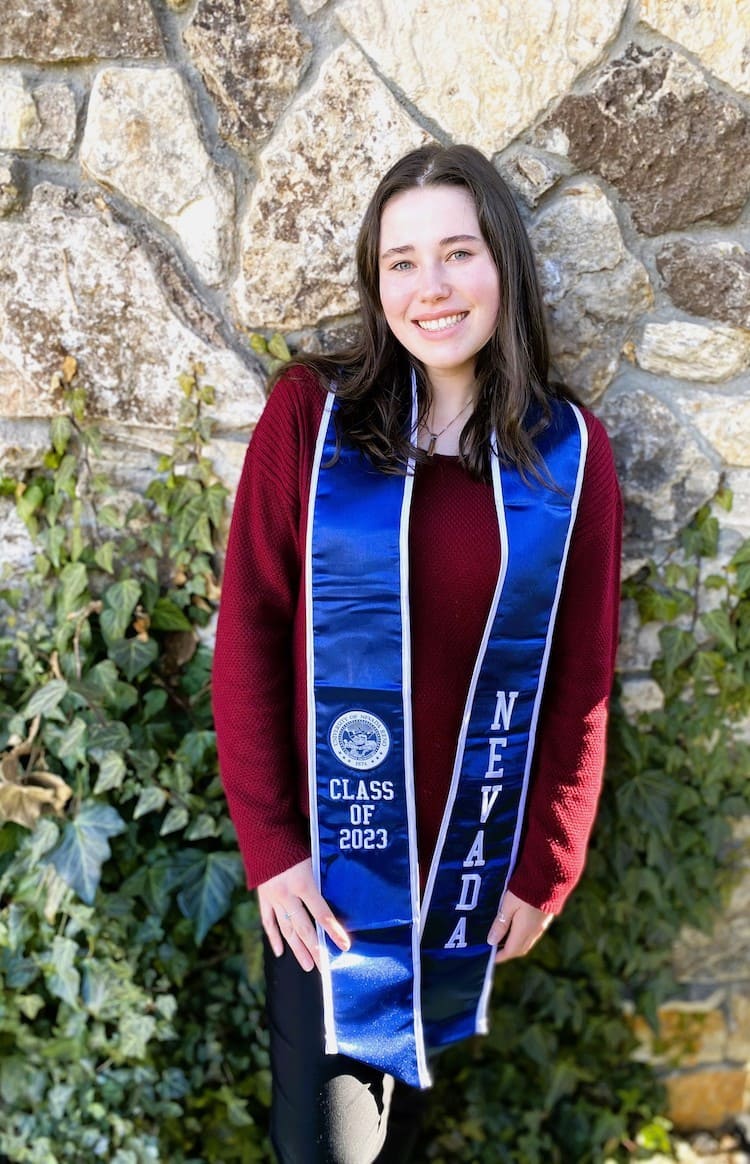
[417,261,450,302]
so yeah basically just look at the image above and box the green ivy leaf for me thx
[56,716,88,766]
[23,679,69,720]
[45,935,81,1006]
[94,540,115,574]
[57,561,88,615]
[127,747,160,779]
[25,817,60,863]
[87,720,130,760]
[636,585,691,624]
[185,813,218,841]
[93,752,127,794]
[160,805,189,836]
[49,416,73,456]
[100,579,142,644]
[46,524,67,569]
[79,660,138,713]
[176,851,244,945]
[16,481,45,530]
[173,496,212,551]
[142,688,168,721]
[715,486,733,512]
[133,785,167,819]
[658,626,695,680]
[191,513,214,554]
[97,504,124,530]
[729,540,750,593]
[47,802,126,904]
[267,332,291,361]
[108,636,159,681]
[700,609,736,651]
[1,949,39,989]
[53,453,77,497]
[176,730,216,771]
[149,597,193,632]
[16,993,45,1020]
[118,1011,157,1060]
[204,483,228,528]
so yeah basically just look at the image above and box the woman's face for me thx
[377,184,501,394]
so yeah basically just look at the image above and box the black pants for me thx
[264,939,431,1164]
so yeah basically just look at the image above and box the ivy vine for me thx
[0,363,269,1162]
[422,491,750,1162]
[0,367,748,1162]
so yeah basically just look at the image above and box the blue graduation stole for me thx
[305,384,587,1088]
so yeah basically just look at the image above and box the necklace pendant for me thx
[426,434,437,456]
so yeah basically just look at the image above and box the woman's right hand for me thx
[257,857,351,973]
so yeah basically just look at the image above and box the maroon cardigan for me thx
[213,367,623,914]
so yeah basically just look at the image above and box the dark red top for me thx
[213,367,622,914]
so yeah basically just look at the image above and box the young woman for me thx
[213,144,622,1163]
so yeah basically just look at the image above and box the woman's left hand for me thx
[487,889,555,963]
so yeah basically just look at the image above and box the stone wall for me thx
[0,0,748,1134]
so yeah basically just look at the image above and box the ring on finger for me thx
[283,908,301,922]
[497,912,507,924]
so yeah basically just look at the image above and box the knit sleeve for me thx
[507,410,623,914]
[212,368,323,888]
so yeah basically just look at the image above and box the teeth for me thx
[416,313,466,332]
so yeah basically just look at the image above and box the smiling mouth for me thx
[415,312,468,332]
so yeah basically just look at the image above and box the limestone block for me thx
[529,184,652,402]
[81,67,234,287]
[207,435,252,496]
[232,42,431,330]
[728,991,750,1063]
[0,72,77,160]
[299,0,327,11]
[338,0,627,154]
[658,1001,728,1067]
[617,599,664,671]
[630,994,728,1067]
[0,72,38,150]
[665,1067,748,1132]
[33,84,78,159]
[673,392,750,468]
[0,162,22,217]
[0,184,265,434]
[0,0,161,62]
[0,498,34,579]
[619,677,665,721]
[635,321,750,383]
[0,418,52,474]
[598,385,720,562]
[184,0,311,154]
[674,870,750,985]
[657,242,750,331]
[537,46,750,235]
[641,0,750,97]
[723,468,750,541]
[498,151,566,209]
[91,426,251,497]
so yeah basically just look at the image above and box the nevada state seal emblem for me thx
[329,710,391,771]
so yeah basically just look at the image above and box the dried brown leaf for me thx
[61,354,78,384]
[0,774,71,829]
[0,722,73,827]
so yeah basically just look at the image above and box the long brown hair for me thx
[270,143,570,479]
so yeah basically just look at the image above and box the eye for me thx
[448,249,472,261]
[391,259,414,271]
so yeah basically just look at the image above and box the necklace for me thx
[423,398,474,456]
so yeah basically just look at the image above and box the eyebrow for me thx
[379,233,481,260]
